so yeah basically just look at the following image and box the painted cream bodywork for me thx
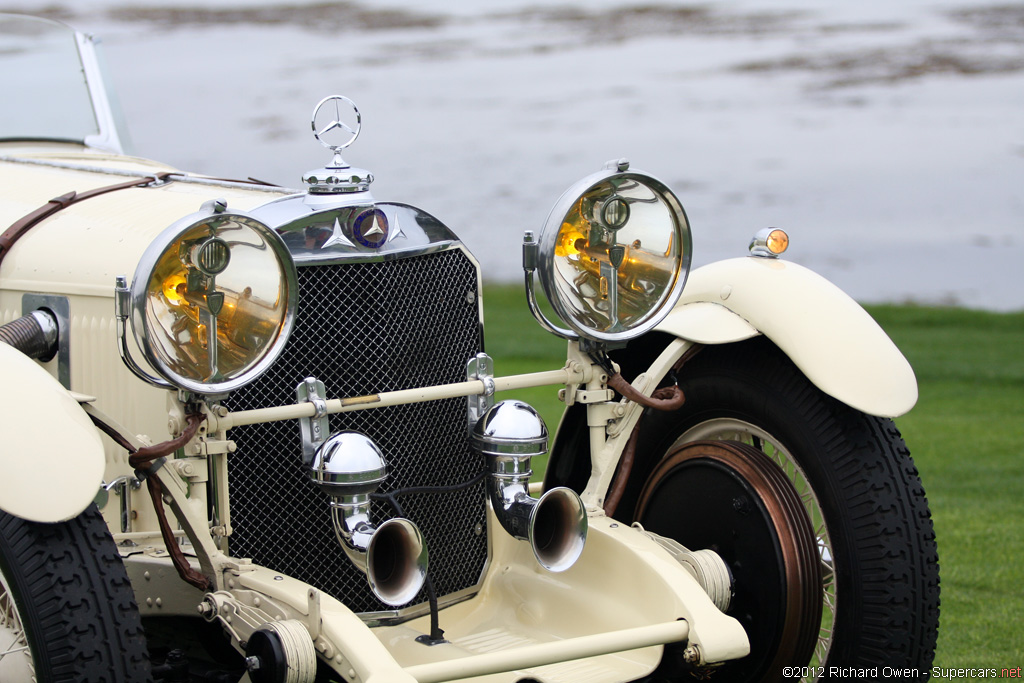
[0,147,288,295]
[379,511,746,681]
[0,341,104,522]
[0,144,291,526]
[656,256,918,418]
[127,503,747,682]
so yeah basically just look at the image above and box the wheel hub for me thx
[636,440,822,682]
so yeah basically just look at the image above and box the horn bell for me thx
[311,431,429,606]
[472,400,588,572]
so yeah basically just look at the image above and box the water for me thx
[6,0,1023,310]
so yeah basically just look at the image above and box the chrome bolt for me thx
[245,656,261,672]
[682,645,700,664]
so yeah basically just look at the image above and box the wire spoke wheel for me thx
[0,572,35,681]
[674,420,837,681]
[636,439,822,682]
[611,336,938,681]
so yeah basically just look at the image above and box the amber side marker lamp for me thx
[749,227,790,258]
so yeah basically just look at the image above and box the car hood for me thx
[0,145,291,297]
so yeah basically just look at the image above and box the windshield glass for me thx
[0,14,99,143]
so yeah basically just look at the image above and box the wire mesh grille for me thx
[225,248,487,614]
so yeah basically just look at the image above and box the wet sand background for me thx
[6,0,1023,310]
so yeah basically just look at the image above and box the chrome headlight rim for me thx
[129,205,298,396]
[536,166,693,343]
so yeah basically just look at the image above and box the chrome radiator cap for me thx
[302,95,374,197]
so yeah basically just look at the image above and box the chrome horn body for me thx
[472,400,587,572]
[309,431,428,606]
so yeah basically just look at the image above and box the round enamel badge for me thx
[352,208,389,248]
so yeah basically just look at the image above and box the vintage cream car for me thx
[0,14,938,683]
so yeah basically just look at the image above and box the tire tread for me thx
[0,505,151,682]
[629,336,939,679]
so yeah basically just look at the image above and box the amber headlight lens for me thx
[130,206,297,395]
[537,167,692,342]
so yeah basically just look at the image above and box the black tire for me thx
[619,336,939,682]
[0,504,151,682]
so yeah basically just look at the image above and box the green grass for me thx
[482,283,569,480]
[482,284,1024,667]
[865,305,1024,667]
[483,284,567,422]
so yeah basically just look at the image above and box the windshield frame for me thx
[0,14,130,154]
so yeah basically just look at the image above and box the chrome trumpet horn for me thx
[472,400,587,572]
[309,431,428,606]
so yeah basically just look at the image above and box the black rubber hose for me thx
[0,310,58,361]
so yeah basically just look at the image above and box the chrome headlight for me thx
[130,201,297,395]
[535,160,691,342]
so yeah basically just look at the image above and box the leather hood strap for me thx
[0,172,174,269]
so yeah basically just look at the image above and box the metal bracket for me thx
[100,475,142,533]
[573,388,617,404]
[184,439,236,457]
[114,275,174,390]
[466,352,495,430]
[199,589,324,671]
[133,456,166,483]
[522,232,579,342]
[22,294,71,389]
[297,377,330,467]
[169,457,209,483]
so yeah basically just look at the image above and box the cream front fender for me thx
[0,342,105,522]
[656,257,917,418]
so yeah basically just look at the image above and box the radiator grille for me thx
[225,248,487,615]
